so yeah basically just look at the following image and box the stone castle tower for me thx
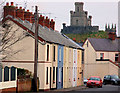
[61,2,99,34]
[70,2,92,26]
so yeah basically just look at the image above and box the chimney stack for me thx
[107,24,116,40]
[24,9,32,23]
[39,15,44,26]
[108,31,116,40]
[50,19,55,30]
[4,2,16,18]
[44,16,50,28]
[16,6,24,20]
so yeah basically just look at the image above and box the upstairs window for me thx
[53,46,56,61]
[47,45,49,61]
[100,53,104,60]
[87,42,88,47]
[115,54,119,62]
[82,51,84,64]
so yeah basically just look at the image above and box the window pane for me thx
[11,66,16,81]
[4,66,9,81]
[53,67,55,83]
[53,46,55,61]
[47,45,49,61]
[46,67,48,84]
[0,66,2,82]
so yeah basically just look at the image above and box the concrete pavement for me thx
[47,85,88,92]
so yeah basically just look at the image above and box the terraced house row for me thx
[1,2,84,91]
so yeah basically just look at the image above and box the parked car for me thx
[84,77,88,85]
[103,75,120,85]
[87,76,102,88]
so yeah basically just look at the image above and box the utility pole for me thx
[34,6,39,92]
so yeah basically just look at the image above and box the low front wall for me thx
[0,81,16,93]
[84,61,119,79]
[17,78,32,92]
[0,81,17,90]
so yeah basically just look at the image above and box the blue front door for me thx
[57,45,63,89]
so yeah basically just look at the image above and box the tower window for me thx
[76,20,78,25]
[77,7,79,12]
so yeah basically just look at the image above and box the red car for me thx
[87,76,102,88]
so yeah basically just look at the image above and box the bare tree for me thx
[0,0,6,21]
[0,22,26,60]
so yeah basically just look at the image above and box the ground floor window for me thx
[46,67,48,84]
[53,67,55,83]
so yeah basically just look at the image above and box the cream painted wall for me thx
[96,51,119,62]
[2,20,53,90]
[83,39,96,64]
[63,46,69,88]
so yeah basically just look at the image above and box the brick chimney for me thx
[31,12,35,23]
[24,10,32,23]
[44,16,50,28]
[50,19,55,30]
[39,15,44,26]
[4,2,16,18]
[108,32,116,40]
[16,7,24,20]
[108,26,116,40]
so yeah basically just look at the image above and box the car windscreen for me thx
[111,75,119,79]
[89,77,100,81]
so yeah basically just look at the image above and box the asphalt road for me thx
[70,85,120,93]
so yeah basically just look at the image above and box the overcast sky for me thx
[0,0,119,36]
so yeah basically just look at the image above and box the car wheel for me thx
[103,82,106,85]
[111,81,114,85]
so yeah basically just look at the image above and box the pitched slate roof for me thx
[4,15,84,50]
[88,38,120,52]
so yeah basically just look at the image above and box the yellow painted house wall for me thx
[67,48,73,88]
[63,46,69,88]
[77,49,82,86]
[50,44,58,89]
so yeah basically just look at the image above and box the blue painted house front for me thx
[57,45,64,89]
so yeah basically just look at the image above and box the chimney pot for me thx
[11,2,14,6]
[40,15,42,17]
[6,2,9,6]
[27,10,29,12]
[89,16,92,19]
[23,9,25,11]
[20,7,22,9]
[16,6,18,9]
[46,16,48,19]
[51,19,53,21]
